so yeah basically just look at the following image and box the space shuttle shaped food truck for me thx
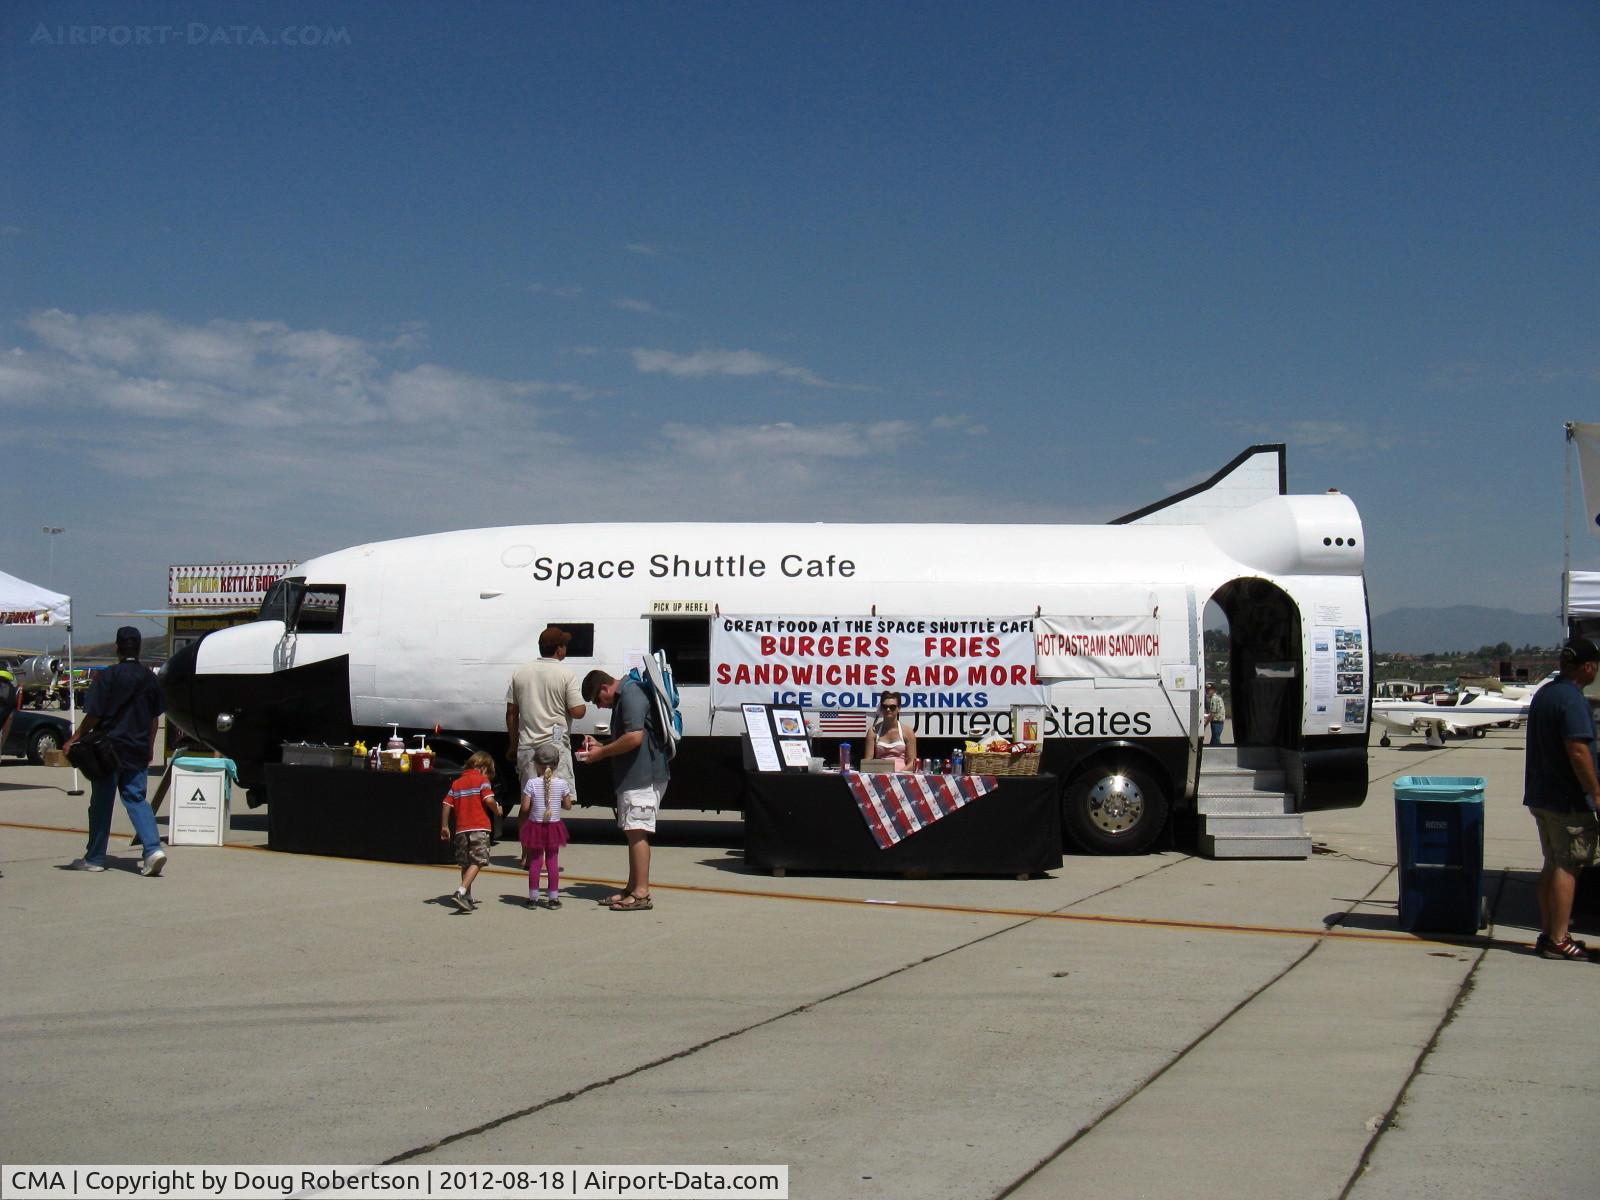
[163,444,1371,853]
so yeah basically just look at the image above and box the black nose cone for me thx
[163,639,200,740]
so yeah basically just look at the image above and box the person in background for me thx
[440,750,501,913]
[578,668,668,912]
[62,626,166,875]
[1204,683,1227,747]
[865,690,916,771]
[518,741,572,909]
[0,665,18,753]
[1523,635,1600,961]
[506,625,587,822]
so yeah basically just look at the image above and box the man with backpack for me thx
[61,626,167,875]
[578,667,670,911]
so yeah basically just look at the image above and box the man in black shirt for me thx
[62,626,167,874]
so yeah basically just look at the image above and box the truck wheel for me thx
[1062,762,1168,855]
[1379,735,1391,747]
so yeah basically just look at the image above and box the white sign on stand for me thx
[168,759,233,846]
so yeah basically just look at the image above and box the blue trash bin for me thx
[1394,776,1486,934]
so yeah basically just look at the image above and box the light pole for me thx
[42,526,64,588]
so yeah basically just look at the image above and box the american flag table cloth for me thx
[843,771,998,849]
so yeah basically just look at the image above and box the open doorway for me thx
[1208,578,1302,751]
[1202,600,1231,745]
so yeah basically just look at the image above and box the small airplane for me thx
[1370,683,1541,747]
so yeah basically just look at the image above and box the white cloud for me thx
[630,346,839,388]
[612,297,661,314]
[661,419,913,461]
[1237,419,1388,455]
[624,243,661,257]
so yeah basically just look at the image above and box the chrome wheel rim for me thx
[1086,772,1144,835]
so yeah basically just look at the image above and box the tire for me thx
[1061,761,1169,855]
[1379,735,1391,747]
[27,725,63,764]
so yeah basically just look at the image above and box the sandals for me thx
[599,893,626,907]
[610,893,653,911]
[1536,934,1596,961]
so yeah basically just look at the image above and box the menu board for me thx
[742,704,814,773]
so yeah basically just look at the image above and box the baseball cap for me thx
[1559,636,1600,665]
[538,625,572,653]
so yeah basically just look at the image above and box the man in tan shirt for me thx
[506,625,586,802]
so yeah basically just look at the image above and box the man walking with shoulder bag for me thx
[62,626,167,875]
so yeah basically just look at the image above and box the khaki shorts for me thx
[453,828,492,867]
[616,780,666,833]
[1530,808,1600,872]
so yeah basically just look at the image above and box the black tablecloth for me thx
[743,772,1062,877]
[266,765,455,864]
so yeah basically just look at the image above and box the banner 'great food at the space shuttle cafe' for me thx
[711,616,1045,712]
[711,612,1166,713]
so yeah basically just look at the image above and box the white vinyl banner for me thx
[1573,421,1600,539]
[1034,615,1162,679]
[711,615,1043,712]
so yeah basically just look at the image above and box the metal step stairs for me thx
[1196,746,1311,859]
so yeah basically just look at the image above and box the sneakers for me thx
[1536,933,1594,961]
[547,897,562,910]
[524,897,540,909]
[68,859,107,872]
[140,850,168,877]
[449,891,472,913]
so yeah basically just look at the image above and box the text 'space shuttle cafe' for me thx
[721,612,1170,878]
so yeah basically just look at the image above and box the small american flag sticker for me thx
[811,710,871,736]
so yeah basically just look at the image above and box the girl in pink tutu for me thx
[518,741,572,908]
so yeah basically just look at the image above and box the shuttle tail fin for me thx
[1111,444,1286,527]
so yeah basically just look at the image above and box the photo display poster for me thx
[1309,625,1367,731]
[742,703,812,773]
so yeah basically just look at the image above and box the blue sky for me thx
[2,0,1596,647]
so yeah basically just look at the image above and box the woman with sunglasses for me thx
[865,691,917,772]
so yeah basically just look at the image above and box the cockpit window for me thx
[259,579,301,625]
[257,579,344,634]
[297,586,345,633]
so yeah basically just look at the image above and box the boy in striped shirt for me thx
[440,751,501,912]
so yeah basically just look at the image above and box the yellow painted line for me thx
[1,818,1499,951]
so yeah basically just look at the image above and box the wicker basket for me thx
[965,750,1041,776]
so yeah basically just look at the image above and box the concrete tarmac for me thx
[2,728,1596,1198]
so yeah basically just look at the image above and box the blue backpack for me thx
[625,649,682,760]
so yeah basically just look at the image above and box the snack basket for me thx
[965,750,1041,776]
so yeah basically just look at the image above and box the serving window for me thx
[650,618,709,686]
[548,622,595,657]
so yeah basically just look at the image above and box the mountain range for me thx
[1372,606,1563,656]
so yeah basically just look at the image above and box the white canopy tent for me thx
[0,567,72,629]
[1,568,80,788]
[1567,571,1600,620]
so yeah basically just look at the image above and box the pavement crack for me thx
[992,855,1402,1199]
[379,907,1050,1165]
[1333,868,1508,1198]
